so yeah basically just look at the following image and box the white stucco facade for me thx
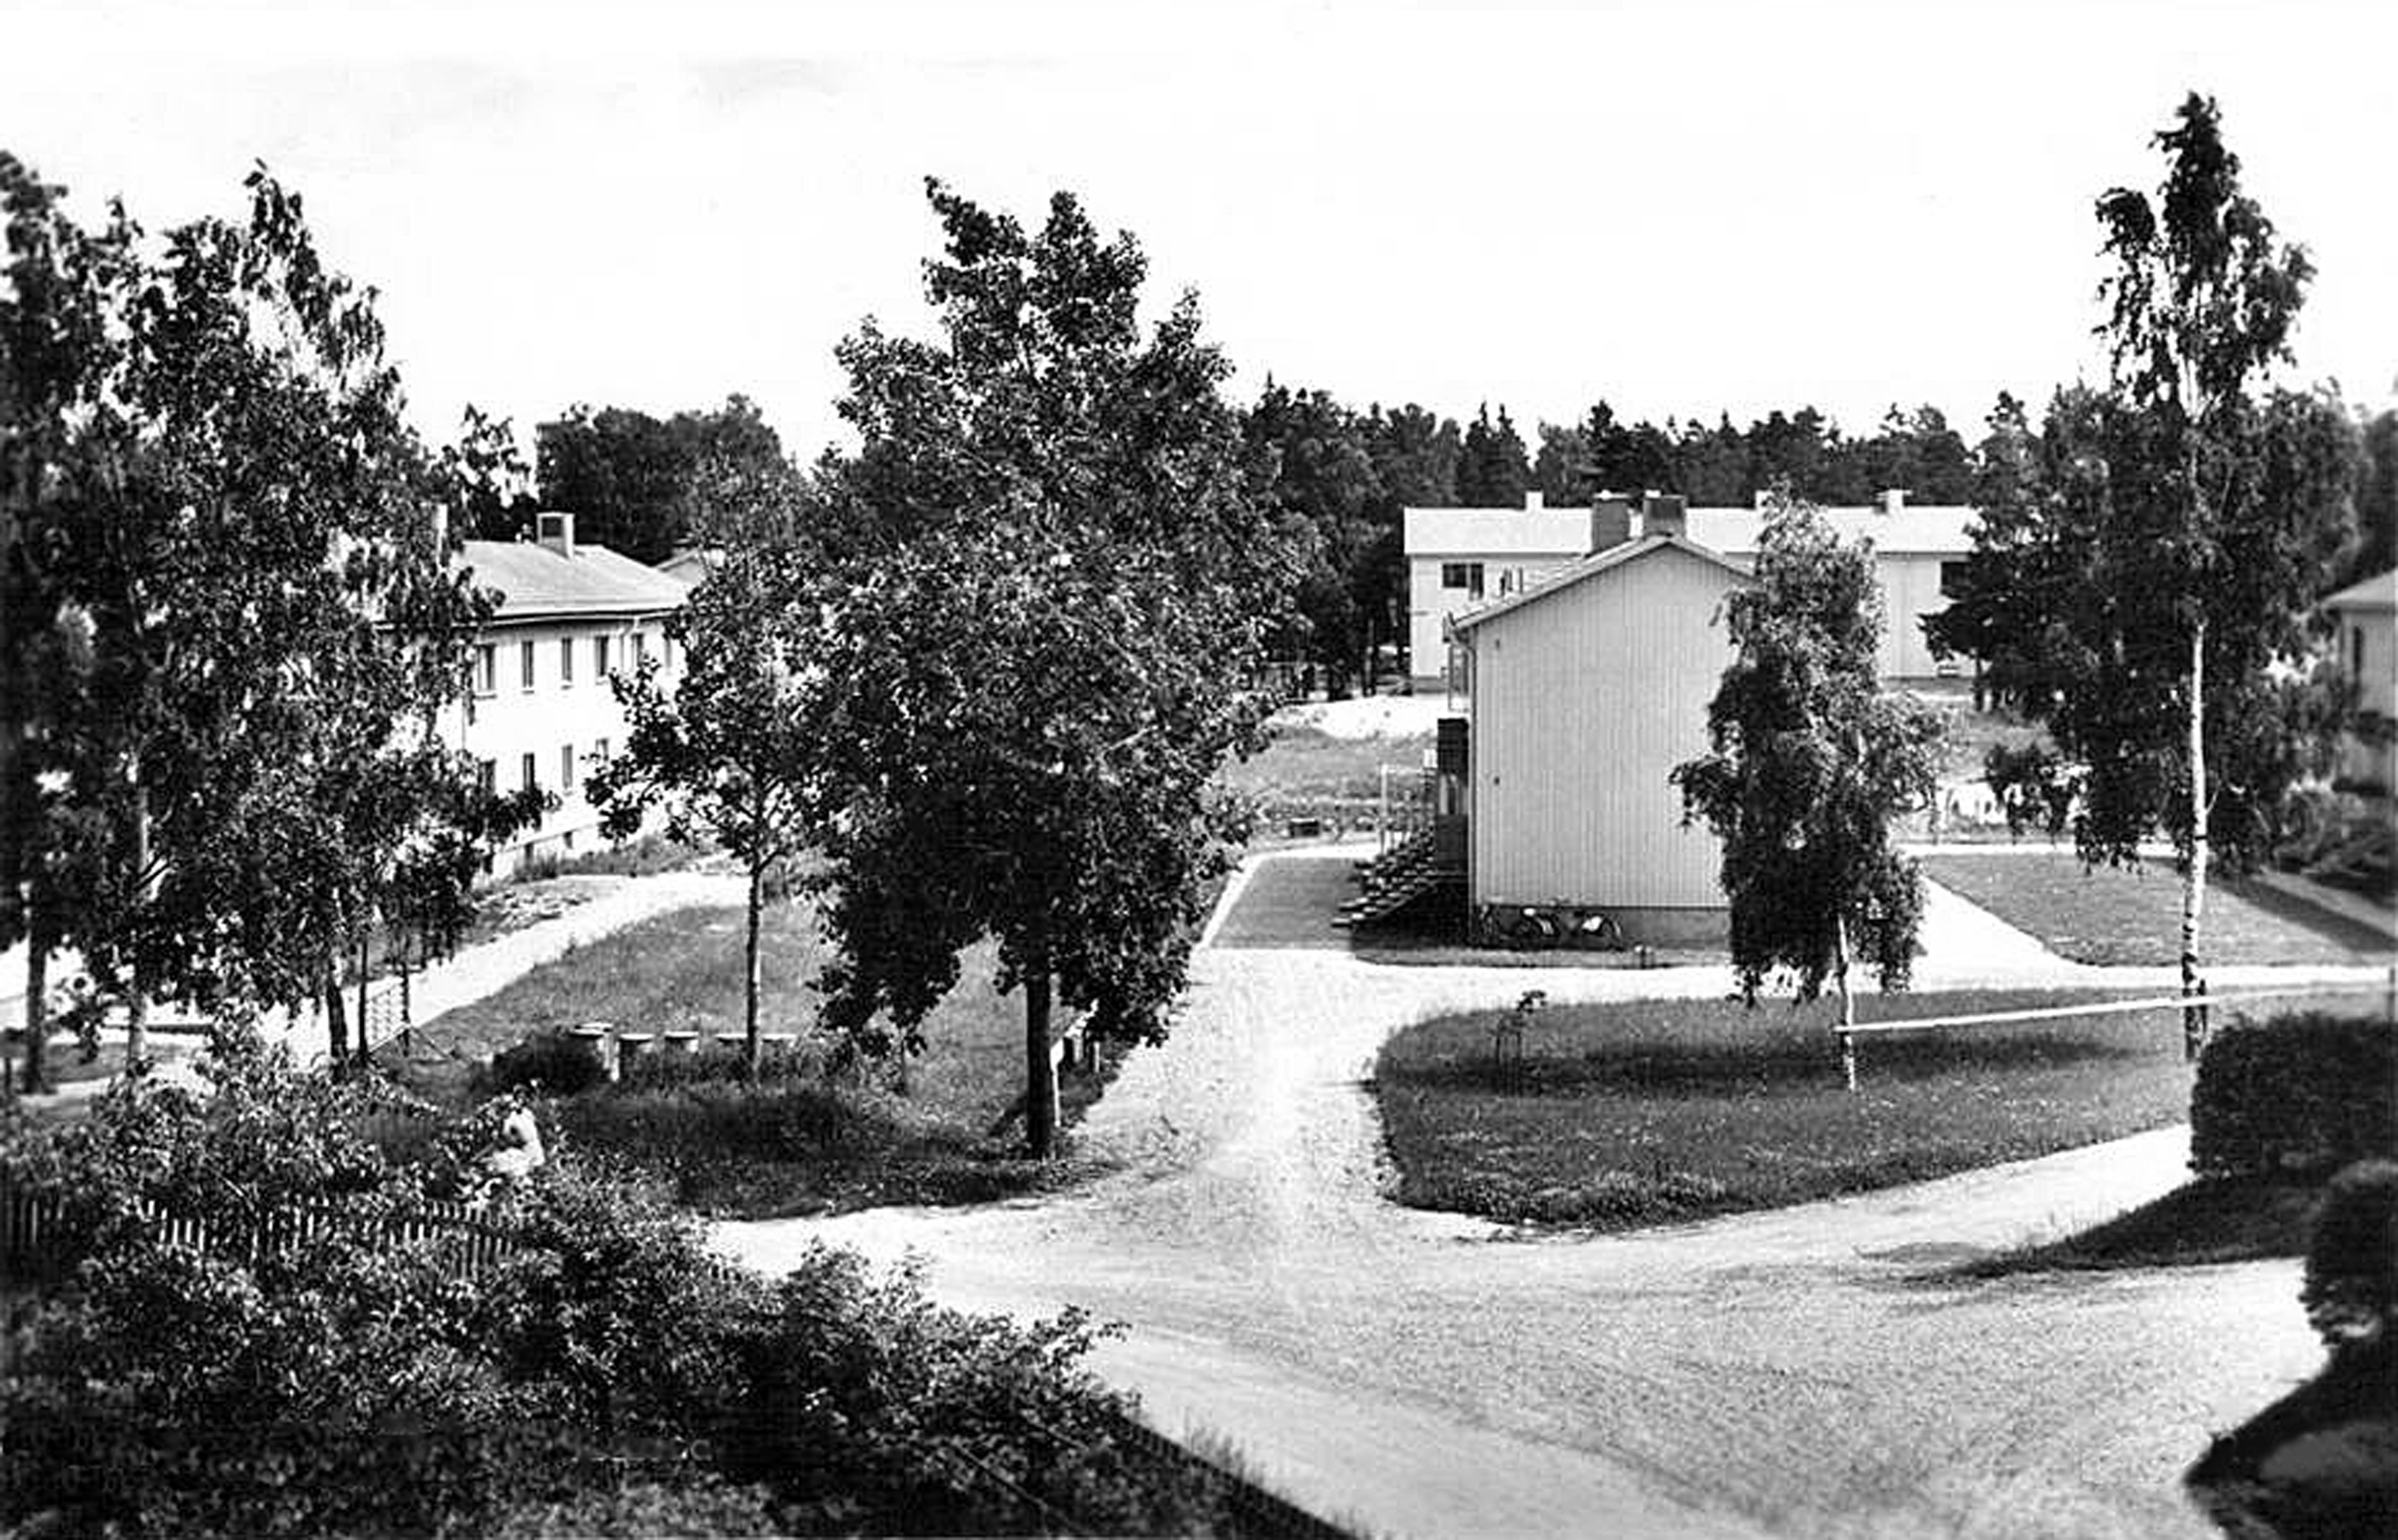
[442,517,690,873]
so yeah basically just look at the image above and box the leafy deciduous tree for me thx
[1926,94,2357,1038]
[808,180,1296,1156]
[1673,493,1943,1057]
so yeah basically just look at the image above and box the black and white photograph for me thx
[3,2,2394,1536]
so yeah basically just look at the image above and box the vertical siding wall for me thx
[1875,552,1952,678]
[1469,546,1737,909]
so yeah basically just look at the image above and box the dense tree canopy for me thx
[1,153,535,1085]
[803,180,1300,1154]
[1673,495,1942,1023]
[1924,94,2357,1022]
[532,394,789,562]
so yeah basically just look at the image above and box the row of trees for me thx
[1689,94,2371,1039]
[1,156,541,1093]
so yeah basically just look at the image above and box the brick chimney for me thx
[1641,491,1688,539]
[536,510,577,558]
[1589,493,1633,553]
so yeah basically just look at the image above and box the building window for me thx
[1939,560,1970,599]
[2353,625,2368,681]
[520,640,536,692]
[521,751,538,793]
[560,743,575,795]
[560,637,575,687]
[631,630,650,667]
[475,644,496,696]
[592,736,610,766]
[1440,562,1485,598]
[476,758,496,795]
[594,634,611,678]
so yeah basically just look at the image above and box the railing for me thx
[1835,967,2398,1090]
[1,1181,523,1282]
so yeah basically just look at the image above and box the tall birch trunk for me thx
[125,777,152,1066]
[2181,618,2211,1058]
[1023,967,1057,1158]
[742,861,764,1080]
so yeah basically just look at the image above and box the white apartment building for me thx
[1406,491,1978,686]
[447,512,691,873]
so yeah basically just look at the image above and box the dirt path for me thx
[719,855,2384,1539]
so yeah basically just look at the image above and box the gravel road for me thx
[717,855,2384,1540]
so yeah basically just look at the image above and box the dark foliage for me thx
[481,1029,608,1098]
[2191,1012,2397,1180]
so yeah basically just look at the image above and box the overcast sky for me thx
[10,0,2394,466]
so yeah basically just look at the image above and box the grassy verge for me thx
[1966,1174,2325,1277]
[1216,722,1431,841]
[1377,988,2228,1229]
[388,900,1125,1217]
[1917,849,2391,965]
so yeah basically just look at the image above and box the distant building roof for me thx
[2324,569,2397,615]
[656,547,724,585]
[1683,504,1979,557]
[1407,502,1980,560]
[1404,506,1596,557]
[461,537,691,622]
[1448,533,1752,635]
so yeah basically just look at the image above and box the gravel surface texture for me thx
[718,855,2390,1540]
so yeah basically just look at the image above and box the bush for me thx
[2303,1158,2398,1349]
[2192,1011,2397,1179]
[482,1030,608,1097]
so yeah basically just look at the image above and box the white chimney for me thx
[536,510,577,558]
[1880,489,1906,516]
[1525,490,1545,511]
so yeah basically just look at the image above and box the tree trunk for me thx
[354,928,373,1072]
[2181,618,2211,1060]
[1023,968,1057,1158]
[125,778,152,1066]
[742,860,763,1080]
[20,936,49,1095]
[324,956,350,1067]
[1834,911,1859,1091]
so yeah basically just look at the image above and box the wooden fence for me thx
[1,1181,523,1282]
[1836,967,2398,1089]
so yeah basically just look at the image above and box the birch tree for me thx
[1928,95,2357,1047]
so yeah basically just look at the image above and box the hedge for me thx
[2191,1012,2398,1180]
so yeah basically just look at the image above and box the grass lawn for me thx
[1217,723,1431,840]
[386,899,1123,1217]
[1375,988,2376,1230]
[1918,849,2394,965]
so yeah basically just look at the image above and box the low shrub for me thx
[2303,1158,2398,1348]
[481,1029,608,1097]
[0,1040,1229,1537]
[620,1037,821,1089]
[2191,1012,2397,1179]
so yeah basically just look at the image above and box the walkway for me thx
[717,852,2389,1540]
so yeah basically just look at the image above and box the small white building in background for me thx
[448,512,691,873]
[1447,525,1752,945]
[1406,492,1976,685]
[2324,568,2397,796]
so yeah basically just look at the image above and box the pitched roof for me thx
[2323,569,2396,614]
[1448,534,1751,635]
[1683,504,1980,556]
[460,538,692,622]
[1404,505,1596,556]
[1405,502,1981,559]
